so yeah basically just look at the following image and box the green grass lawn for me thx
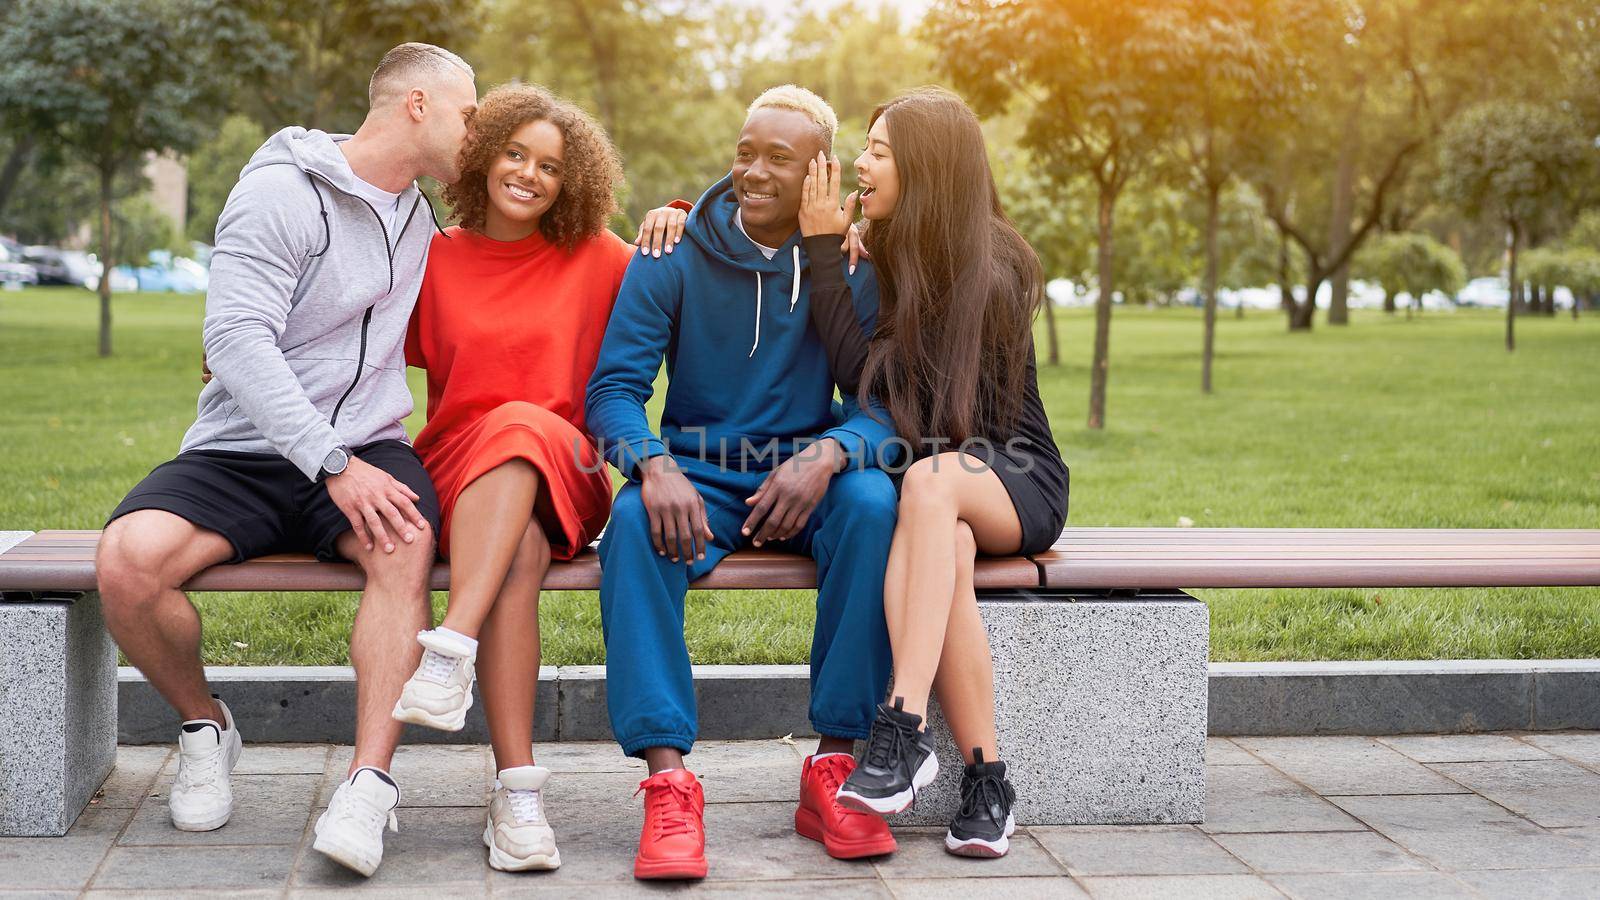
[3,287,1597,664]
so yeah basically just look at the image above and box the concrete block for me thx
[0,586,117,836]
[902,589,1208,826]
[554,664,816,743]
[1534,663,1600,730]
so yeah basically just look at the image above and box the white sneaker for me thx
[169,698,243,832]
[391,629,477,731]
[313,767,400,877]
[484,765,560,871]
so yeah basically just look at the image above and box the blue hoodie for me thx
[586,174,898,477]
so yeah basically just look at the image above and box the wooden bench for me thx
[3,527,1598,836]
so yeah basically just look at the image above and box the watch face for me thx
[325,447,349,475]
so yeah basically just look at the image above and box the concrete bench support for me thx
[906,589,1208,825]
[1,575,117,836]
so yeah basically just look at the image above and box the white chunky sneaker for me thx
[391,628,477,731]
[484,765,560,871]
[313,767,400,877]
[169,698,243,832]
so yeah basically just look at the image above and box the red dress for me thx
[406,226,633,558]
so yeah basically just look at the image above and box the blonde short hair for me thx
[368,42,475,108]
[747,84,837,152]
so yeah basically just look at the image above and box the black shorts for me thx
[107,439,441,563]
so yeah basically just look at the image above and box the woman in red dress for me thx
[390,83,670,871]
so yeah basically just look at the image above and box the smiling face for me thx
[483,118,565,240]
[731,107,827,246]
[855,113,900,221]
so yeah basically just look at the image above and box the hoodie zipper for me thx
[330,306,372,428]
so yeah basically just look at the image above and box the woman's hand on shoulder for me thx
[633,204,689,258]
[800,152,857,238]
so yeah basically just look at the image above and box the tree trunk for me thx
[1290,278,1321,330]
[1326,123,1358,327]
[98,164,115,358]
[1042,286,1060,366]
[1506,224,1519,352]
[1087,183,1115,430]
[1529,284,1542,315]
[0,134,36,220]
[1277,226,1292,313]
[1201,183,1220,394]
[1383,289,1395,314]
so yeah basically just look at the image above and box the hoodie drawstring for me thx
[748,247,804,358]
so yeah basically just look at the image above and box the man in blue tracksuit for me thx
[585,86,902,879]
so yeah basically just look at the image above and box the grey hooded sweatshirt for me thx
[181,127,437,481]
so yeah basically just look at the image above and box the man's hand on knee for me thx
[326,457,430,554]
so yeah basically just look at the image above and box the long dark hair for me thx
[858,87,1043,449]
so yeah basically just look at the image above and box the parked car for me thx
[20,245,94,287]
[0,259,39,286]
[1458,277,1510,308]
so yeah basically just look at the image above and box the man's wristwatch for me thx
[318,445,351,481]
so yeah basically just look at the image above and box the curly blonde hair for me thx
[443,83,622,251]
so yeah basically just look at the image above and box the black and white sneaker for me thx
[835,697,938,816]
[944,749,1016,858]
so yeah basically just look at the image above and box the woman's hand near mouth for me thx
[799,151,857,238]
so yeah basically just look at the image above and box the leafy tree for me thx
[1354,232,1466,318]
[187,115,269,244]
[994,140,1095,367]
[1437,101,1592,351]
[113,195,186,267]
[0,0,269,355]
[928,0,1185,430]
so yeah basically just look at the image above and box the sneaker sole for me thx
[483,823,561,871]
[633,856,708,880]
[944,814,1016,858]
[391,699,469,732]
[312,830,381,877]
[835,751,939,817]
[170,724,243,832]
[794,806,898,859]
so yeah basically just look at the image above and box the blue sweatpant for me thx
[598,454,897,757]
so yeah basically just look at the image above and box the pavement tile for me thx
[1378,734,1553,763]
[1031,825,1245,876]
[1429,759,1600,828]
[701,801,887,881]
[290,888,486,899]
[163,744,329,776]
[1523,733,1600,769]
[873,829,1064,880]
[293,806,486,890]
[68,805,136,840]
[1207,739,1261,767]
[321,744,490,808]
[1267,872,1473,900]
[85,892,282,899]
[121,773,318,846]
[92,845,295,890]
[0,836,116,890]
[1457,867,1600,900]
[531,741,646,774]
[0,892,78,900]
[1210,831,1429,874]
[885,875,1087,899]
[95,746,170,808]
[1200,765,1367,834]
[1330,793,1599,870]
[1077,874,1286,899]
[540,772,652,845]
[1234,736,1466,796]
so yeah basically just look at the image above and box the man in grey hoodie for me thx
[94,43,477,877]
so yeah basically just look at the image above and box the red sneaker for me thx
[795,754,898,859]
[633,768,708,880]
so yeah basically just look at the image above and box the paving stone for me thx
[683,739,804,803]
[1031,825,1245,876]
[0,892,79,900]
[1268,872,1473,900]
[122,773,317,846]
[499,878,891,899]
[1200,765,1367,834]
[1210,831,1428,874]
[290,886,486,899]
[700,801,888,882]
[0,835,116,890]
[95,747,171,808]
[1077,874,1286,899]
[161,744,329,776]
[529,741,646,774]
[1378,734,1552,763]
[321,744,489,808]
[872,829,1065,880]
[1428,759,1600,828]
[1330,793,1599,870]
[1522,733,1600,769]
[65,805,135,840]
[1207,739,1260,766]
[92,845,295,890]
[86,891,282,900]
[1234,736,1466,796]
[884,875,1088,899]
[294,806,487,890]
[1457,867,1600,900]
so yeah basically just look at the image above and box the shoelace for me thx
[175,745,226,796]
[329,783,399,834]
[634,776,700,838]
[862,716,916,773]
[814,756,871,816]
[417,648,460,684]
[506,788,544,824]
[959,771,1007,826]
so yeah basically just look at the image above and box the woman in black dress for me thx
[797,86,1068,859]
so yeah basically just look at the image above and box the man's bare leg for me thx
[97,510,235,723]
[338,530,435,775]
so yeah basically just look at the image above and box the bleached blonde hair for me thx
[746,84,838,152]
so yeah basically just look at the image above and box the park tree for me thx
[927,0,1185,430]
[1354,232,1466,318]
[0,0,270,356]
[1437,101,1591,351]
[187,115,270,244]
[993,137,1095,367]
